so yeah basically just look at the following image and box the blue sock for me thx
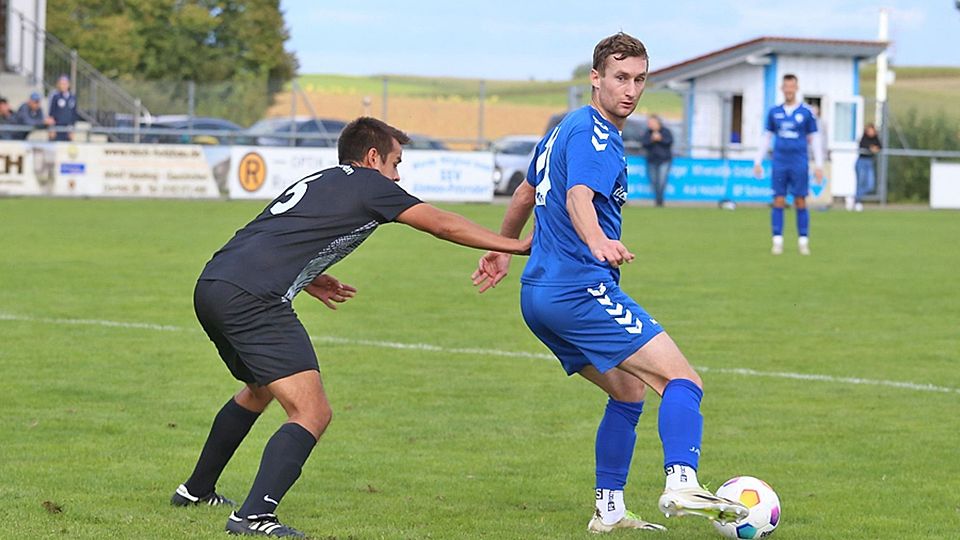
[797,208,809,237]
[595,398,644,490]
[658,379,703,470]
[771,207,784,236]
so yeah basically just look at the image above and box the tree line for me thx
[47,0,297,126]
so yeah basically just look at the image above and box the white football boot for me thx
[587,509,666,533]
[658,486,749,525]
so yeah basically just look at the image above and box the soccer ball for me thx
[712,476,780,539]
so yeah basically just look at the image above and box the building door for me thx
[827,96,864,198]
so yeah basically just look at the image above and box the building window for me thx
[729,94,743,144]
[804,96,822,118]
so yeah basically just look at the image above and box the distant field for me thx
[859,65,960,121]
[2,197,959,539]
[267,66,959,146]
[269,74,683,146]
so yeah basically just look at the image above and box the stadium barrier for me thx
[0,142,495,203]
[5,140,849,207]
[626,156,833,207]
[930,161,960,209]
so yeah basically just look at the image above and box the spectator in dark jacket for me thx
[48,75,79,141]
[0,98,16,140]
[640,115,674,207]
[854,123,881,212]
[14,92,49,140]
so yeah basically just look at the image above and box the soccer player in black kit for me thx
[171,117,530,537]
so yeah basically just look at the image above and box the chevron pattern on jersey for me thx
[587,283,643,334]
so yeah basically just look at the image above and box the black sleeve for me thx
[360,172,423,223]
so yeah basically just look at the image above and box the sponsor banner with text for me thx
[227,147,494,202]
[0,141,51,196]
[226,146,340,200]
[627,156,831,204]
[54,144,220,198]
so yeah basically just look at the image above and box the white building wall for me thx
[688,63,765,159]
[5,0,48,82]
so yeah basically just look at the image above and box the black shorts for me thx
[194,279,319,385]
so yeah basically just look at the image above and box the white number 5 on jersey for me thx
[270,172,323,215]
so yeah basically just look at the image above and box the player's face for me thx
[592,55,648,125]
[375,138,403,182]
[781,79,798,103]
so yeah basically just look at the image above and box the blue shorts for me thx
[520,281,664,375]
[771,161,809,197]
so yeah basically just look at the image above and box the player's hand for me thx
[814,167,824,184]
[305,274,357,310]
[753,163,764,179]
[590,239,635,268]
[472,251,512,293]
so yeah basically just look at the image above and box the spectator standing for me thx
[640,115,674,207]
[854,124,881,212]
[14,92,49,140]
[48,75,79,141]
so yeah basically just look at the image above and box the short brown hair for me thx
[783,73,798,83]
[592,32,648,75]
[338,117,410,165]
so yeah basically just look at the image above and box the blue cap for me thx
[29,92,41,101]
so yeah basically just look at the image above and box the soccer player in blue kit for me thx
[472,33,749,533]
[171,117,530,537]
[753,74,824,255]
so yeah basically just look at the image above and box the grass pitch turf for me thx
[1,198,958,539]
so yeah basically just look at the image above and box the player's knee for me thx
[669,370,703,390]
[236,385,274,412]
[610,384,646,402]
[309,401,334,434]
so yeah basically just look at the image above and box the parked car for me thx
[249,117,347,147]
[141,116,249,145]
[107,114,250,145]
[406,133,449,151]
[492,135,540,195]
[543,112,682,156]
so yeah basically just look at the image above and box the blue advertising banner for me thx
[626,157,828,203]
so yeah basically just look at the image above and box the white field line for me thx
[2,311,958,395]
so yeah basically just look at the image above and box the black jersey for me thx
[200,165,422,302]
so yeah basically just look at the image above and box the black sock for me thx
[183,398,261,497]
[238,422,317,517]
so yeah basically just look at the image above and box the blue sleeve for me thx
[566,127,616,197]
[765,109,775,133]
[807,110,819,134]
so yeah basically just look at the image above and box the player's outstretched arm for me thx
[305,274,357,310]
[472,181,536,293]
[396,203,531,255]
[567,185,634,268]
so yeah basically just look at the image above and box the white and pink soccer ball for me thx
[713,476,781,539]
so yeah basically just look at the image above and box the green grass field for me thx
[2,198,959,539]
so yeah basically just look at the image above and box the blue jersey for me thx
[521,106,628,287]
[765,103,818,163]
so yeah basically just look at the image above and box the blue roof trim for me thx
[763,54,778,127]
[686,79,695,153]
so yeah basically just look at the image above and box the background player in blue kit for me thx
[472,33,748,534]
[753,74,824,255]
[172,117,530,537]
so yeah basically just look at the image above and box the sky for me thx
[279,0,959,80]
